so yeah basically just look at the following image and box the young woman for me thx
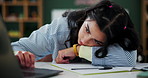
[12,0,140,68]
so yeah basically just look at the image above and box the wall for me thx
[43,0,86,24]
[111,0,141,35]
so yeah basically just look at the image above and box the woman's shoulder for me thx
[47,16,68,29]
[50,16,68,32]
[37,16,69,35]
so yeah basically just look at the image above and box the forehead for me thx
[85,17,95,22]
[84,18,98,26]
[85,18,99,28]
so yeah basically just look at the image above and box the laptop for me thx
[0,16,63,78]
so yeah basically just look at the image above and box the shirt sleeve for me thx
[79,46,92,61]
[11,17,69,61]
[79,44,137,67]
[11,24,53,60]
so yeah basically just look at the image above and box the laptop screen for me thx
[0,15,23,78]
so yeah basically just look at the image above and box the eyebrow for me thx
[86,22,91,34]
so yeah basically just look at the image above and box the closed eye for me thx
[94,39,104,46]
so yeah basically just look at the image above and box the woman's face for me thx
[78,18,106,46]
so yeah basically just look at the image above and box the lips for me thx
[79,41,84,45]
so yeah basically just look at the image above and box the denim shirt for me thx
[11,16,137,67]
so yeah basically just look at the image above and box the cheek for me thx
[78,26,84,35]
[99,33,107,42]
[78,26,86,40]
[78,29,83,39]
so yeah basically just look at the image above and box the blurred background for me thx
[0,0,147,62]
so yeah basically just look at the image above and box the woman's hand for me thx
[56,47,76,64]
[15,51,35,68]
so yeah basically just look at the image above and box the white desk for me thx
[35,62,147,78]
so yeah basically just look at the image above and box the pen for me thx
[71,66,112,70]
[130,67,148,72]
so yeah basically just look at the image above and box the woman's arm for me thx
[12,16,69,67]
[11,16,68,61]
[11,24,53,68]
[56,44,137,67]
[79,44,137,67]
[11,24,53,60]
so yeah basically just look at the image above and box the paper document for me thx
[51,63,133,75]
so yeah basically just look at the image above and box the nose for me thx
[81,35,93,46]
